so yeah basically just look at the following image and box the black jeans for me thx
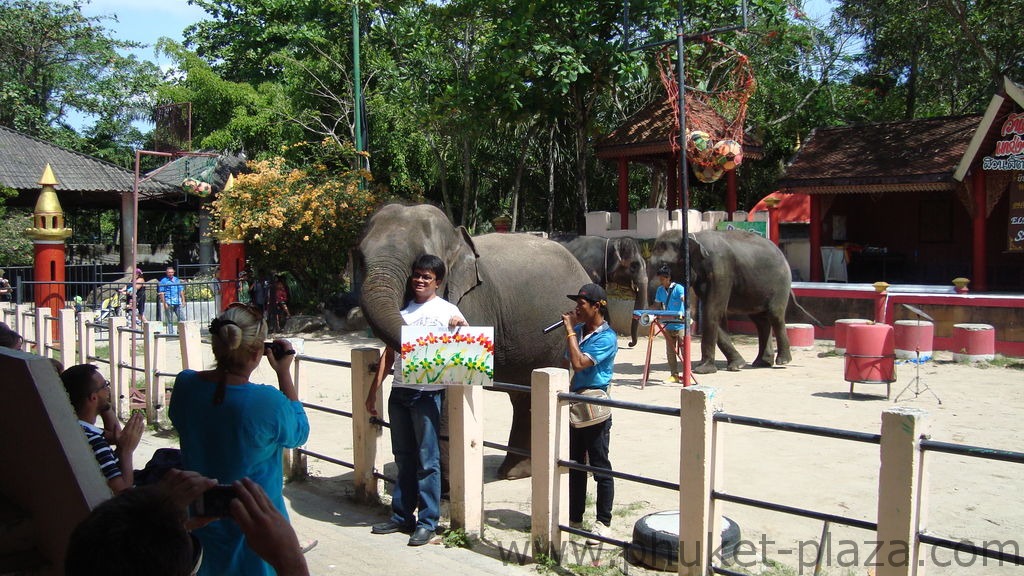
[569,417,614,526]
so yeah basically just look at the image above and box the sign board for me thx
[982,111,1024,171]
[1009,176,1024,252]
[715,221,767,237]
[400,326,494,386]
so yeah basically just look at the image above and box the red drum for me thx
[894,320,934,361]
[844,323,895,399]
[834,318,871,355]
[786,323,815,350]
[952,323,995,362]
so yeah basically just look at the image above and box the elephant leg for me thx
[715,321,746,371]
[749,312,775,368]
[693,313,720,374]
[496,390,532,480]
[772,312,793,366]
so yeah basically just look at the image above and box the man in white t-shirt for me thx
[365,254,467,546]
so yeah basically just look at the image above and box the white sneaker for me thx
[585,522,608,546]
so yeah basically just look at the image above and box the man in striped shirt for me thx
[61,364,144,493]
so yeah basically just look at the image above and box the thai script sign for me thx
[1009,178,1024,252]
[401,326,494,386]
[983,112,1024,171]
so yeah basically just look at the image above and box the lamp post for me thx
[625,0,747,387]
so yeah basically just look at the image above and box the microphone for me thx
[542,320,564,334]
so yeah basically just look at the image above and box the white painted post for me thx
[530,368,570,562]
[679,385,721,576]
[351,348,385,502]
[285,355,305,480]
[34,307,47,356]
[877,407,930,576]
[76,310,93,365]
[16,303,32,350]
[178,320,203,371]
[143,321,160,425]
[108,317,127,418]
[57,308,75,367]
[449,384,484,536]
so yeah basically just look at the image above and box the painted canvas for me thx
[400,326,494,386]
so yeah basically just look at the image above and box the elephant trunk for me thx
[628,272,648,347]
[358,260,410,351]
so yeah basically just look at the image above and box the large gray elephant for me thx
[551,235,648,347]
[355,203,592,479]
[649,229,798,374]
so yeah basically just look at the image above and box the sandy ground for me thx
[137,329,1024,575]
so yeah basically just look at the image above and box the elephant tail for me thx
[789,291,824,327]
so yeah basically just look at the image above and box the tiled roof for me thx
[0,125,180,208]
[777,114,982,193]
[595,94,763,163]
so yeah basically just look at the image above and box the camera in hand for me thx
[189,484,237,517]
[264,340,293,360]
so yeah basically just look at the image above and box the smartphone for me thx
[189,484,237,517]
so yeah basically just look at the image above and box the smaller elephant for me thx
[649,229,812,374]
[552,235,648,347]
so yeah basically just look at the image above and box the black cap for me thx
[567,283,607,305]
[657,265,672,277]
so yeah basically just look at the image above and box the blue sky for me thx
[76,0,209,66]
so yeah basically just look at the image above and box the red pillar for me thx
[617,158,629,231]
[809,195,822,282]
[971,170,987,292]
[34,242,67,317]
[218,240,246,311]
[726,169,738,214]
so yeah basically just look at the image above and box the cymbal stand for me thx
[894,346,942,405]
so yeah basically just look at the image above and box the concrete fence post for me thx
[57,308,75,366]
[351,347,385,502]
[179,320,203,371]
[449,384,484,536]
[679,385,721,576]
[877,407,930,576]
[143,321,161,425]
[108,317,127,418]
[16,304,32,350]
[76,310,94,365]
[530,368,570,562]
[285,355,306,480]
[34,307,47,355]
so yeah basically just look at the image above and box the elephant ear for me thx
[444,226,481,304]
[687,233,710,259]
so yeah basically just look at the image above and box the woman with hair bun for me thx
[169,303,309,576]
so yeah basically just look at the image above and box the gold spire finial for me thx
[27,164,72,241]
[38,164,59,186]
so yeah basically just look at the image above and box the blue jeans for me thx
[388,387,442,531]
[163,303,185,334]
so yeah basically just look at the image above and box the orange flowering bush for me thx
[210,139,380,307]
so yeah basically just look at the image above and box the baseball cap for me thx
[567,283,607,305]
[657,265,672,277]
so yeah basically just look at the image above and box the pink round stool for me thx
[894,320,934,361]
[834,318,871,355]
[786,323,815,350]
[952,323,995,362]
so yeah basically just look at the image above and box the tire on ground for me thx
[627,510,740,571]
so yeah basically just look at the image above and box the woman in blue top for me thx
[560,283,618,545]
[169,303,309,576]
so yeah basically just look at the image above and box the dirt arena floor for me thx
[141,329,1024,575]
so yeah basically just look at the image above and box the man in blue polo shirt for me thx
[654,265,686,383]
[158,266,186,334]
[560,282,618,546]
